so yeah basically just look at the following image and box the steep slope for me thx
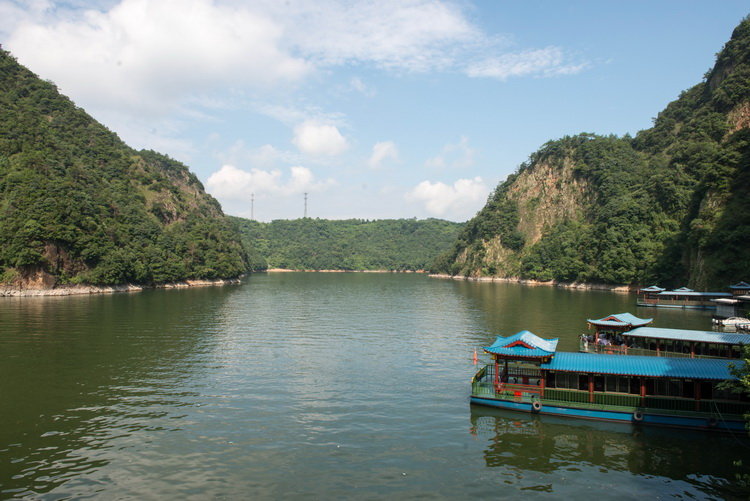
[233,217,463,271]
[434,17,750,288]
[0,49,247,287]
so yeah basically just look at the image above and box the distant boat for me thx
[713,317,750,327]
[637,286,732,310]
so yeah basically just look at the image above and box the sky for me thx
[1,1,748,222]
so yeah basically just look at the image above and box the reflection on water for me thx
[0,273,745,499]
[470,405,750,498]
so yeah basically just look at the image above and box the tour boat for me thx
[580,314,748,359]
[637,286,733,310]
[470,330,749,432]
[713,317,750,327]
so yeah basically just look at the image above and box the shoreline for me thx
[0,278,242,297]
[264,268,427,274]
[428,273,634,293]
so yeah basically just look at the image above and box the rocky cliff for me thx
[434,17,750,289]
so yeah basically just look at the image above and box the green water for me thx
[0,273,747,499]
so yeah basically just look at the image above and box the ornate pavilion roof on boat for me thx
[484,331,558,360]
[730,281,750,291]
[540,352,740,380]
[624,327,749,345]
[639,285,665,292]
[587,312,652,329]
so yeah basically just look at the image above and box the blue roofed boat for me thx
[580,318,748,359]
[637,286,733,309]
[471,331,749,432]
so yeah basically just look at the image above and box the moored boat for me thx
[637,286,733,310]
[470,330,749,432]
[581,326,748,359]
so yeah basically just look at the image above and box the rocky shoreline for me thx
[428,273,633,293]
[0,278,242,297]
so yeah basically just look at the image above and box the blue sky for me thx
[1,1,748,221]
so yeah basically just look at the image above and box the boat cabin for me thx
[582,313,653,352]
[730,281,750,297]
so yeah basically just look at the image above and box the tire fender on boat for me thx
[708,417,718,428]
[531,400,542,413]
[633,411,644,422]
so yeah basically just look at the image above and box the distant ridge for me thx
[233,217,462,272]
[433,16,750,289]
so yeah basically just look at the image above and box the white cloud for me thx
[368,141,399,168]
[466,46,587,80]
[407,177,489,218]
[425,136,475,169]
[270,0,481,72]
[206,164,335,201]
[6,0,310,116]
[292,121,349,156]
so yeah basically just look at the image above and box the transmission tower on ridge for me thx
[304,192,308,218]
[250,193,255,220]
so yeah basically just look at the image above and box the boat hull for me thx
[470,395,746,432]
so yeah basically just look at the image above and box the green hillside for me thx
[233,217,463,271]
[0,49,247,287]
[433,17,750,288]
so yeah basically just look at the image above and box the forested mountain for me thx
[0,49,247,287]
[433,17,750,289]
[233,217,462,271]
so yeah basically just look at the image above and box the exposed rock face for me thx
[505,157,591,248]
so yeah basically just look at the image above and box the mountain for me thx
[0,49,247,288]
[433,17,750,289]
[232,217,463,271]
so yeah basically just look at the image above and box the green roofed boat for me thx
[470,330,749,432]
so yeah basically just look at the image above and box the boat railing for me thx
[579,342,719,359]
[495,382,541,395]
[533,388,750,415]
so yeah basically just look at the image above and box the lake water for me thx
[1,273,748,499]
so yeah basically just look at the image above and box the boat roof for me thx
[639,285,666,292]
[484,331,558,358]
[656,291,733,297]
[730,281,750,290]
[624,327,749,345]
[541,352,740,380]
[587,312,653,328]
[713,298,741,304]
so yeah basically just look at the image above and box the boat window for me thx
[546,372,556,388]
[630,377,640,394]
[668,379,681,397]
[578,374,589,391]
[594,376,605,392]
[682,381,694,399]
[605,376,617,392]
[645,379,655,395]
[700,382,713,400]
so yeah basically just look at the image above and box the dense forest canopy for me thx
[0,49,247,286]
[233,217,462,272]
[433,17,750,289]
